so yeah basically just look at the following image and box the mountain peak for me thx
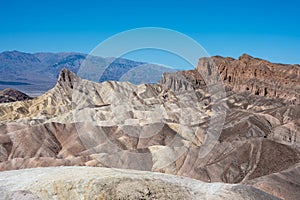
[58,68,77,80]
[238,53,254,60]
[57,68,79,90]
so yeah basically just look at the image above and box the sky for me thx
[0,0,299,67]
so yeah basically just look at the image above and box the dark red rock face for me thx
[210,54,300,103]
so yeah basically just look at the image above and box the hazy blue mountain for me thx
[0,51,175,96]
[45,54,86,78]
[0,51,46,81]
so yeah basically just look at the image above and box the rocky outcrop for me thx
[160,54,300,104]
[203,54,300,103]
[0,166,280,200]
[0,88,32,103]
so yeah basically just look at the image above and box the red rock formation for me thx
[207,54,300,103]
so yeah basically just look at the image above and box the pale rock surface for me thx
[0,166,280,200]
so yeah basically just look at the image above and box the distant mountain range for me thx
[0,51,174,96]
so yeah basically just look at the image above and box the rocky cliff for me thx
[161,54,300,103]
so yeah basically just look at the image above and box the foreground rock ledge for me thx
[0,166,279,200]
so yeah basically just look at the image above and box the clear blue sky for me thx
[1,0,299,65]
